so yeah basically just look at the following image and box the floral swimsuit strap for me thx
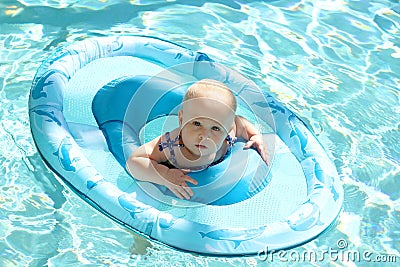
[158,132,184,166]
[225,135,236,148]
[158,132,236,168]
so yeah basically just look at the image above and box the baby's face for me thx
[179,97,235,157]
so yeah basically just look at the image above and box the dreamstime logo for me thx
[257,239,399,263]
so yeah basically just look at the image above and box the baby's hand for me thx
[244,134,270,165]
[161,168,198,200]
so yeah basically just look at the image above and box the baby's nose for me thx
[198,130,209,140]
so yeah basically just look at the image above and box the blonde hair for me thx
[183,79,237,112]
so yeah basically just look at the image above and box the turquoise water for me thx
[0,0,399,266]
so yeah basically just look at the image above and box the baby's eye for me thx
[211,126,221,132]
[193,121,201,127]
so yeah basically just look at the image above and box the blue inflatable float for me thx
[29,36,343,255]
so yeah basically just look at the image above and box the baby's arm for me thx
[234,115,270,165]
[126,135,198,200]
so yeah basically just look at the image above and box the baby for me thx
[126,79,269,200]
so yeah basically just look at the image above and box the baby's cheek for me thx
[214,136,226,149]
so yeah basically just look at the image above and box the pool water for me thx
[1,0,399,266]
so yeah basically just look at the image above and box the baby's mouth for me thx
[195,144,208,149]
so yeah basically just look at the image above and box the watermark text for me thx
[257,239,398,263]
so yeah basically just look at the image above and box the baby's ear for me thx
[178,110,183,126]
[229,121,236,136]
